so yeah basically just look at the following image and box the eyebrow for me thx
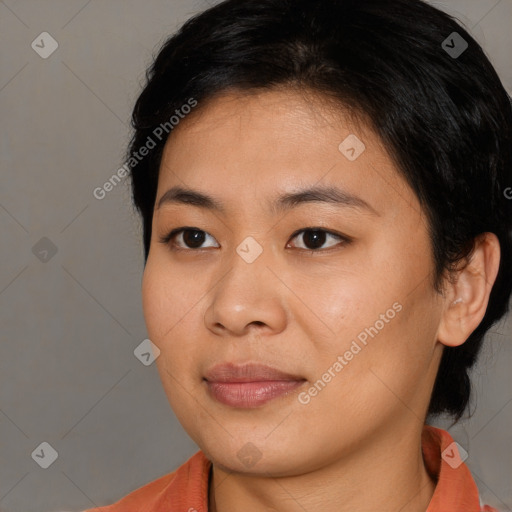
[156,185,379,216]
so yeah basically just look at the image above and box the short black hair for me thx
[127,0,512,422]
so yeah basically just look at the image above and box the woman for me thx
[85,0,512,510]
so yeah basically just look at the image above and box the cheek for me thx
[141,262,165,341]
[142,260,204,420]
[141,257,206,375]
[306,262,439,407]
[142,256,194,341]
[324,296,439,415]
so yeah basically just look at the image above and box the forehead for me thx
[156,88,418,220]
[166,87,369,149]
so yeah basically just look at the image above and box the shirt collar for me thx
[165,425,484,511]
[423,425,483,511]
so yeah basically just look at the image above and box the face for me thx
[142,88,446,475]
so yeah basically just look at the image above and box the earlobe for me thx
[437,233,501,348]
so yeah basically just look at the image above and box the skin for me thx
[141,87,500,512]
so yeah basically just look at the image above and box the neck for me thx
[209,422,436,512]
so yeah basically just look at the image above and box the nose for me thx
[203,246,288,338]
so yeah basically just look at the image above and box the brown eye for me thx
[180,229,207,249]
[287,228,348,251]
[159,228,220,250]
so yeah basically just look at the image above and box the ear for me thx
[437,233,501,348]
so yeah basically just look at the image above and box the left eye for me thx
[287,228,347,251]
[159,227,349,251]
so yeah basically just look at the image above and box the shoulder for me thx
[422,425,500,512]
[82,450,211,512]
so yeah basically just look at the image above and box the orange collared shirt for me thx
[84,425,498,511]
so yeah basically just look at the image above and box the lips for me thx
[204,362,304,383]
[204,363,306,408]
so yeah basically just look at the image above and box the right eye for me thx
[159,227,220,251]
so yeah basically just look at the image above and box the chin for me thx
[199,434,317,476]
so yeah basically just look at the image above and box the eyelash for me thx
[158,226,352,254]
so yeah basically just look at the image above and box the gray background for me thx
[0,1,510,511]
